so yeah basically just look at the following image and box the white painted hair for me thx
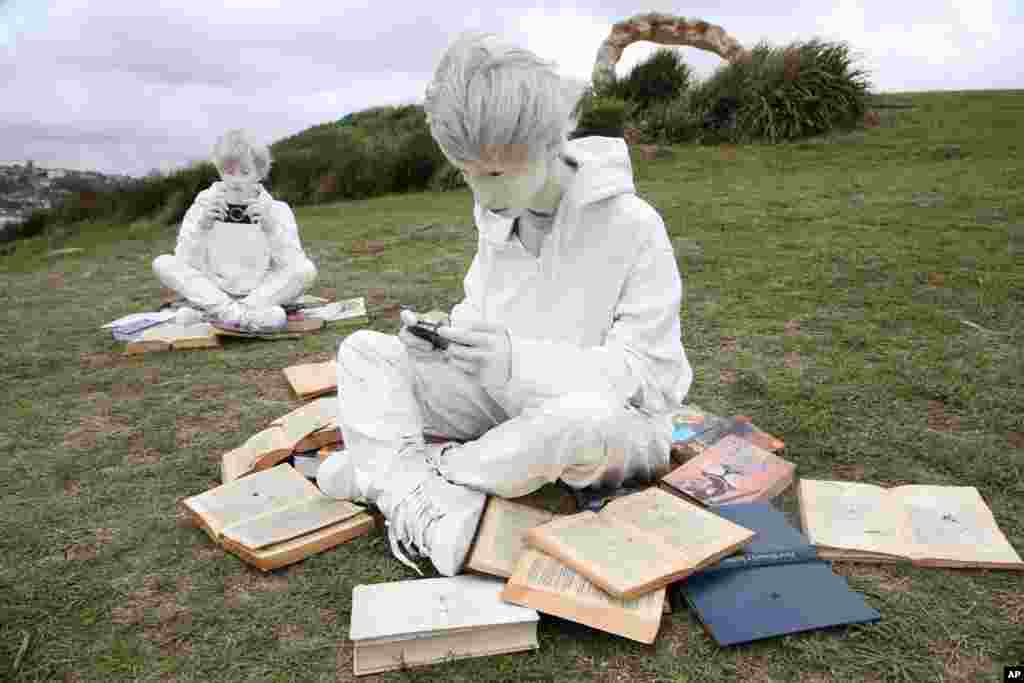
[212,129,272,179]
[423,32,586,163]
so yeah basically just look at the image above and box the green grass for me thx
[2,90,1022,682]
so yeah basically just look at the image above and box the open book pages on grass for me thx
[182,464,374,571]
[798,479,1024,569]
[526,487,755,599]
[220,397,337,483]
[123,321,221,354]
[303,296,367,322]
[502,548,665,644]
[661,433,796,507]
[466,497,557,578]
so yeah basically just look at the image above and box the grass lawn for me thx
[1,90,1022,683]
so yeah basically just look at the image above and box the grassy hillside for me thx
[1,89,1022,682]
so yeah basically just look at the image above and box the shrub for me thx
[687,39,871,144]
[607,48,694,111]
[574,94,635,137]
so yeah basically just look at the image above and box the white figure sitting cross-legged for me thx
[152,129,317,333]
[317,33,694,577]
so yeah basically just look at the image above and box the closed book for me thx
[350,575,539,676]
[661,433,795,507]
[679,502,881,646]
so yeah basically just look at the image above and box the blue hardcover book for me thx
[679,502,880,646]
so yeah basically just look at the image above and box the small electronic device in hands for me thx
[407,320,458,350]
[223,203,254,224]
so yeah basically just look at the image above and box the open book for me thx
[661,433,796,507]
[798,479,1024,569]
[182,464,374,571]
[503,548,665,643]
[283,360,338,400]
[220,397,337,483]
[123,322,221,354]
[350,575,538,676]
[466,497,557,578]
[526,487,755,599]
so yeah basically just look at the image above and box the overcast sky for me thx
[1,0,1020,177]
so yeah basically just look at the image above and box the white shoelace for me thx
[385,482,444,575]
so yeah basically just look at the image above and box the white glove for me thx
[199,192,228,229]
[398,309,439,360]
[245,195,274,229]
[438,321,512,388]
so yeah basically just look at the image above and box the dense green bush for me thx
[600,48,693,112]
[574,93,635,137]
[682,39,871,144]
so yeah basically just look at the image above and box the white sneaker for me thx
[174,306,205,326]
[374,445,485,576]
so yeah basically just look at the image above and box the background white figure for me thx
[152,129,317,332]
[318,33,693,577]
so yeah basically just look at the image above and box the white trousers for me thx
[152,254,316,312]
[327,330,673,500]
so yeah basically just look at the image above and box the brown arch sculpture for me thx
[592,12,749,91]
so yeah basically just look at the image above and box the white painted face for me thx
[455,145,550,219]
[220,156,261,195]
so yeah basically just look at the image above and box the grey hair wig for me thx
[212,129,272,179]
[423,32,586,164]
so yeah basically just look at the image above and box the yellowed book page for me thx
[467,497,554,578]
[240,426,292,467]
[221,496,367,550]
[142,322,218,345]
[890,485,1024,567]
[224,513,375,571]
[182,465,317,538]
[526,512,683,598]
[503,549,663,644]
[283,360,338,398]
[602,487,756,567]
[272,396,337,442]
[221,445,259,483]
[354,624,537,676]
[798,479,906,558]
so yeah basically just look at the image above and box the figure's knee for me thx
[295,258,317,290]
[337,329,402,365]
[152,254,178,279]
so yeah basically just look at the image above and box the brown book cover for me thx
[182,464,373,571]
[798,479,1024,569]
[661,433,796,507]
[466,497,556,579]
[525,487,755,599]
[283,360,338,399]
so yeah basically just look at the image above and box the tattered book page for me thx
[221,496,367,550]
[603,487,755,565]
[183,465,317,538]
[468,497,555,578]
[798,480,906,557]
[892,485,1023,567]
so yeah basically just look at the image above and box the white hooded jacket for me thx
[450,136,692,414]
[175,181,311,296]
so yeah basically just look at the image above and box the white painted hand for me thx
[438,321,512,387]
[200,194,228,228]
[397,309,437,358]
[245,196,274,229]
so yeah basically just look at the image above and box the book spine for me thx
[701,548,819,574]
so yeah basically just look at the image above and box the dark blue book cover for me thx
[680,503,880,646]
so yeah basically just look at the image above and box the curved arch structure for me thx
[592,12,749,91]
